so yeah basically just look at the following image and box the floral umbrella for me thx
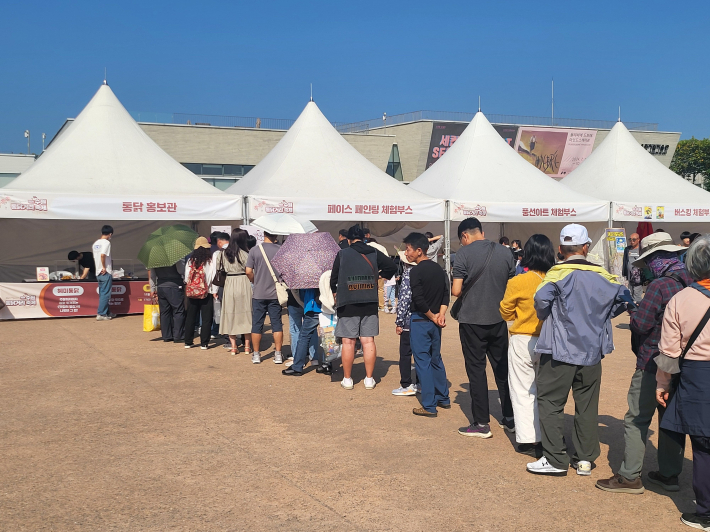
[271,232,341,289]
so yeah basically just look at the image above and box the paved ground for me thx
[1,312,697,531]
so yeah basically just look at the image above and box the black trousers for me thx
[691,436,710,517]
[184,297,214,347]
[157,283,185,342]
[399,330,419,388]
[459,322,513,425]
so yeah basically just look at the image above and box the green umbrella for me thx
[138,224,199,269]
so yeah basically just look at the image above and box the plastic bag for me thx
[143,304,161,332]
[318,313,341,362]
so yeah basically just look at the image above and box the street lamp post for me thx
[42,133,46,151]
[383,112,387,136]
[24,130,30,154]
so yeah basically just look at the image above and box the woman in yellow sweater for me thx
[499,234,556,458]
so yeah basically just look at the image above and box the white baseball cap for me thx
[560,224,592,246]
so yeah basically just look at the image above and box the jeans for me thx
[288,304,316,361]
[459,322,513,425]
[157,283,185,342]
[97,273,113,316]
[385,285,396,308]
[410,313,449,413]
[617,369,685,480]
[292,311,321,372]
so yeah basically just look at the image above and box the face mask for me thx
[221,243,228,249]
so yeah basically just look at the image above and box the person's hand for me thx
[437,314,446,328]
[656,388,669,407]
[213,293,219,300]
[100,268,107,275]
[396,326,403,335]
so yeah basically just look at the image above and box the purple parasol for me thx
[272,232,341,289]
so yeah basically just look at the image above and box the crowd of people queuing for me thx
[90,218,710,530]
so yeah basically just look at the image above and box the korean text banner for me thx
[0,281,152,320]
[426,122,519,169]
[614,203,710,222]
[450,201,608,222]
[0,192,243,220]
[249,196,445,221]
[514,127,596,179]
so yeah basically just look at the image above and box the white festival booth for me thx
[0,83,242,319]
[407,111,609,271]
[563,120,710,234]
[226,100,444,237]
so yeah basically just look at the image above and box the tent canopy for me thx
[408,111,608,222]
[563,121,710,223]
[227,101,443,221]
[1,83,241,220]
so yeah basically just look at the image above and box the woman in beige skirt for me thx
[218,229,253,354]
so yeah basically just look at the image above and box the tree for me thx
[670,137,710,190]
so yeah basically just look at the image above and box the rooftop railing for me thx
[130,110,658,132]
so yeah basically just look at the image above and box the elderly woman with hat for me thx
[183,236,217,349]
[654,235,710,529]
[597,232,690,494]
[392,250,420,396]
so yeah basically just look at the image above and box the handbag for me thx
[450,242,495,321]
[213,251,227,287]
[143,304,161,332]
[259,244,289,307]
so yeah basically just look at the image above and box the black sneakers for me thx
[681,513,710,530]
[648,471,680,492]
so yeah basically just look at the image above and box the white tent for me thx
[2,83,241,220]
[0,84,242,282]
[409,111,608,222]
[227,100,444,223]
[407,111,609,269]
[562,121,710,228]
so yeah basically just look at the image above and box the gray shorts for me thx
[335,314,379,339]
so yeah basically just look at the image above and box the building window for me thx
[385,144,404,181]
[181,163,255,187]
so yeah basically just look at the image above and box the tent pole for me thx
[245,196,251,225]
[444,201,451,284]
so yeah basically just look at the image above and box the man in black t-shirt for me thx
[403,232,451,418]
[68,250,96,280]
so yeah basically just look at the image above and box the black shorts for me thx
[251,298,283,334]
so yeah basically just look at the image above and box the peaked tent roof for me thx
[227,101,443,221]
[1,84,241,220]
[408,111,608,222]
[562,121,710,222]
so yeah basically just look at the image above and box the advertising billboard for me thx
[426,122,519,169]
[514,127,596,179]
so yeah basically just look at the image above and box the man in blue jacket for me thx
[526,224,632,477]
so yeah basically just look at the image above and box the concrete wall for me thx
[357,121,433,182]
[139,123,395,172]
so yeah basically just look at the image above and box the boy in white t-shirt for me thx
[93,225,114,321]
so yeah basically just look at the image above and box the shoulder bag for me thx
[259,245,289,307]
[450,242,495,321]
[213,251,226,287]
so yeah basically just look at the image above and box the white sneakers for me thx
[341,377,354,390]
[274,352,283,364]
[392,384,417,396]
[526,457,567,476]
[251,352,261,364]
[364,377,376,390]
[576,460,592,476]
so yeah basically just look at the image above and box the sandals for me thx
[229,348,239,355]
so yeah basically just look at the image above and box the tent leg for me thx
[244,196,251,225]
[500,222,505,241]
[444,201,451,283]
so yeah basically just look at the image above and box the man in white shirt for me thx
[93,225,114,321]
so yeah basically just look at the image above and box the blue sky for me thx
[1,0,708,154]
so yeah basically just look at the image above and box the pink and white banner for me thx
[450,201,608,222]
[614,202,710,222]
[249,196,445,221]
[514,127,597,179]
[0,191,243,220]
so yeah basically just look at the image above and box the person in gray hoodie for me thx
[526,224,633,477]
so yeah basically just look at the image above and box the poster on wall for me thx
[514,127,596,179]
[603,229,627,282]
[425,122,520,169]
